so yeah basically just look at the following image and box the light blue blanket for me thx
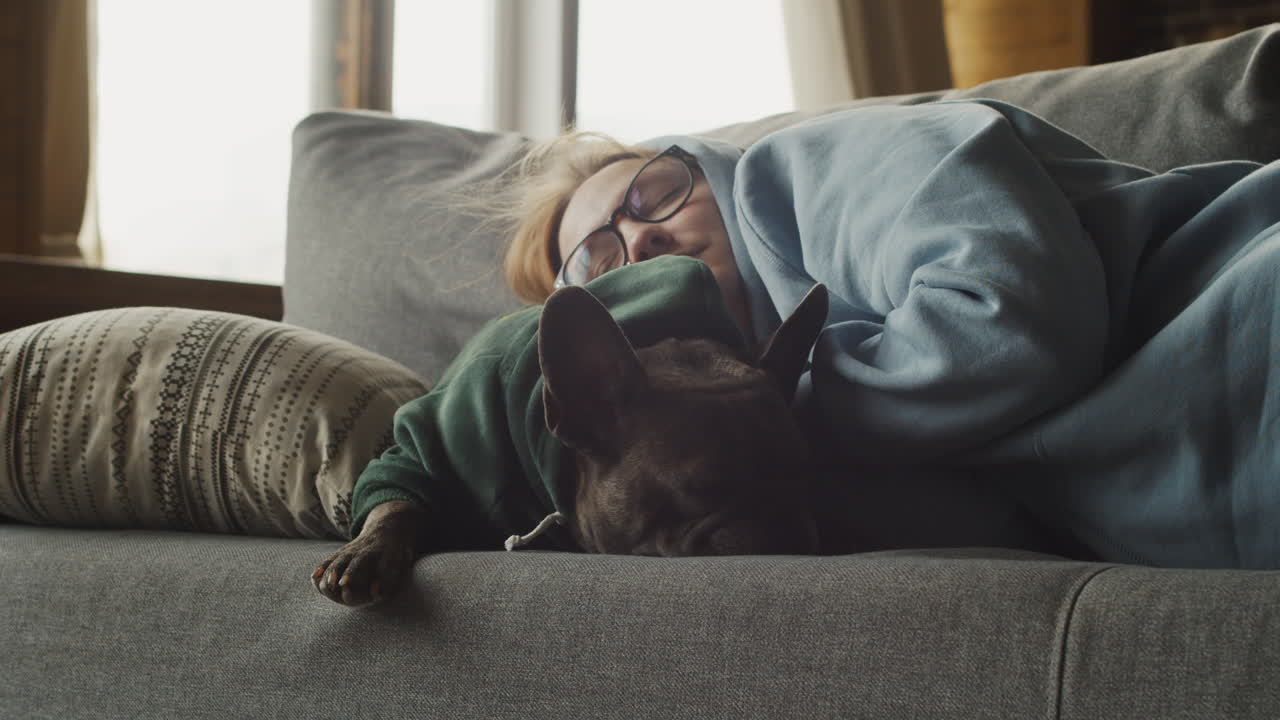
[661,101,1279,568]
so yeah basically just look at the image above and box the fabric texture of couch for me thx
[5,24,1280,719]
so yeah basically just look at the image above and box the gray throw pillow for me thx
[284,25,1280,382]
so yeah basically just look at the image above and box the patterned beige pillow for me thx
[0,307,427,539]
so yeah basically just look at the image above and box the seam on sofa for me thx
[1051,564,1118,720]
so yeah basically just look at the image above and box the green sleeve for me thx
[347,257,747,545]
[348,308,542,547]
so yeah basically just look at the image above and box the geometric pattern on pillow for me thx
[0,308,427,539]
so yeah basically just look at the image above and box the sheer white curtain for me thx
[96,0,311,283]
[780,0,952,109]
[576,0,794,142]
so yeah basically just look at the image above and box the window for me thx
[96,0,310,284]
[575,0,793,142]
[392,1,491,131]
[95,1,793,283]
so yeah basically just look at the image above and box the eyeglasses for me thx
[554,145,698,288]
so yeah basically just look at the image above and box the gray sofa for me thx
[6,26,1280,719]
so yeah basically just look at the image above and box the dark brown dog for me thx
[313,283,829,606]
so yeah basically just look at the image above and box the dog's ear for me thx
[755,283,828,404]
[538,286,645,458]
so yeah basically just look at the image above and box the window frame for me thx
[312,0,578,138]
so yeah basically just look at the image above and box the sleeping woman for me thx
[498,98,1280,569]
[315,99,1280,604]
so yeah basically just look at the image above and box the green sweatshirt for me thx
[349,256,746,550]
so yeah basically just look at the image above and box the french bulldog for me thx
[313,282,829,606]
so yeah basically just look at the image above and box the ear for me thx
[754,283,828,404]
[538,286,645,457]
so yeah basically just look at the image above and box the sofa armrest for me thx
[0,254,283,333]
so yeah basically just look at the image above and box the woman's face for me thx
[557,157,754,340]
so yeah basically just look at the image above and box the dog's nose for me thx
[704,515,820,556]
[799,518,821,554]
[768,513,821,555]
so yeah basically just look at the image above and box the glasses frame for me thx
[554,145,698,289]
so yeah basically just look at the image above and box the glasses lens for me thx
[625,156,692,221]
[563,229,626,285]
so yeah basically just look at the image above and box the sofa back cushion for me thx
[286,115,530,384]
[0,308,426,538]
[284,25,1280,382]
[709,23,1280,170]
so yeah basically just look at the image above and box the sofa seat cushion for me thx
[0,525,1094,719]
[0,307,426,538]
[7,523,1280,719]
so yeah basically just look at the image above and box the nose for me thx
[616,215,674,263]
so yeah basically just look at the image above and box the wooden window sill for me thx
[0,254,283,334]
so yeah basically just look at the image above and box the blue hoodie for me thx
[653,100,1280,568]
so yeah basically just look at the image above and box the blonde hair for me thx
[497,132,659,304]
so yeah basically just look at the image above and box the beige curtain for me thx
[0,0,98,261]
[781,0,953,110]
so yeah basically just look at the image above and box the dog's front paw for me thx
[312,531,416,607]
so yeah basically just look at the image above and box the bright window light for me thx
[392,1,492,130]
[96,0,310,284]
[575,0,794,142]
[95,1,793,283]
